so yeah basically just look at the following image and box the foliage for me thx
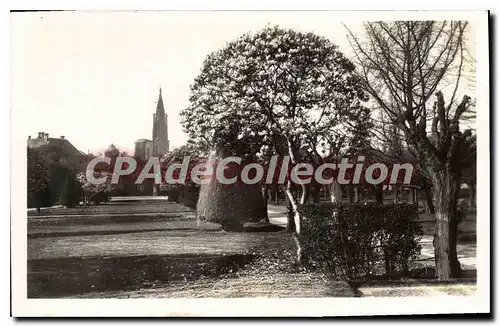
[60,173,82,208]
[28,147,80,208]
[297,203,423,280]
[458,134,476,183]
[27,148,50,208]
[181,26,369,157]
[91,191,111,205]
[181,26,371,235]
[161,142,207,187]
[76,171,113,205]
[179,185,200,210]
[28,138,89,208]
[165,185,181,202]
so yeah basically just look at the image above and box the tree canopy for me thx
[181,26,371,159]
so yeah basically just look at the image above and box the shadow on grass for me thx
[28,214,193,226]
[27,228,206,239]
[27,201,193,217]
[28,253,256,298]
[347,268,477,289]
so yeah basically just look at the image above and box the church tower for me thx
[152,87,169,156]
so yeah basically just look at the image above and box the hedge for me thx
[179,185,200,210]
[297,203,423,280]
[165,186,182,202]
[60,173,82,208]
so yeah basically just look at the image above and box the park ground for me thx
[27,197,477,298]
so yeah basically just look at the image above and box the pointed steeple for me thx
[152,85,169,155]
[156,86,164,116]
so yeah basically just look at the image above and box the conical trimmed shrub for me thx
[61,173,81,208]
[196,153,267,231]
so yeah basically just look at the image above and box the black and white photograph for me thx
[10,9,490,317]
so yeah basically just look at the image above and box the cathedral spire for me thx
[156,86,164,116]
[152,86,169,155]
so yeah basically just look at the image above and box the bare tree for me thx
[346,21,474,279]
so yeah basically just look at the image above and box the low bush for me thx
[28,185,55,209]
[165,186,182,202]
[89,191,110,205]
[298,203,423,280]
[179,185,200,210]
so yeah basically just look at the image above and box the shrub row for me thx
[165,186,182,202]
[179,185,200,210]
[29,171,85,208]
[163,184,200,209]
[297,203,423,280]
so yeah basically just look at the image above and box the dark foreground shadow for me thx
[27,227,218,239]
[28,253,256,298]
[347,269,477,290]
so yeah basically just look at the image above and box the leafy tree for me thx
[100,145,141,196]
[346,21,473,279]
[76,171,112,205]
[181,26,369,256]
[60,173,82,208]
[27,147,50,210]
[161,142,208,184]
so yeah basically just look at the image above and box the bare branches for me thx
[453,95,472,123]
[347,21,468,124]
[346,20,471,164]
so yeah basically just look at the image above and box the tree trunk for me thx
[423,185,435,214]
[300,184,309,204]
[354,186,359,203]
[285,192,295,232]
[284,138,304,264]
[273,185,279,205]
[347,185,354,203]
[393,185,400,203]
[312,185,321,204]
[468,182,476,207]
[375,184,383,204]
[285,183,301,234]
[285,180,303,264]
[430,169,462,279]
[261,185,269,222]
[330,181,342,203]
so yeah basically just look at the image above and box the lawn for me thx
[28,199,355,298]
[27,198,476,298]
[28,200,192,216]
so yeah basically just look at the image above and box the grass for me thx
[28,199,355,298]
[76,274,354,298]
[28,200,192,216]
[27,198,476,298]
[29,229,356,298]
[62,231,355,299]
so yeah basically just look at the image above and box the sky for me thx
[11,11,478,155]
